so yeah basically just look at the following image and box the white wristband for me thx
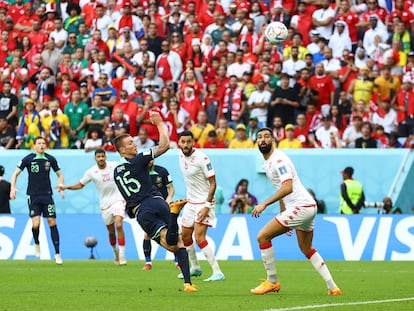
[205,201,212,209]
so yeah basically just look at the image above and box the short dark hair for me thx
[94,148,106,156]
[113,134,130,152]
[34,136,45,144]
[178,130,194,139]
[257,127,274,138]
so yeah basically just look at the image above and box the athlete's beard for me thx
[258,143,272,155]
[181,147,193,157]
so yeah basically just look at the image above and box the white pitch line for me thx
[264,297,414,311]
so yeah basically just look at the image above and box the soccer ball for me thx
[84,236,98,248]
[264,22,288,46]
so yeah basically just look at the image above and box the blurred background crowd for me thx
[1,0,414,151]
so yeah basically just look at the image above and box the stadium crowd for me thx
[1,0,414,151]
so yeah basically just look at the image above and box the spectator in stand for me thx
[270,116,285,144]
[329,104,347,137]
[115,27,140,56]
[162,98,190,145]
[136,94,162,143]
[296,67,319,113]
[355,121,377,148]
[312,0,335,41]
[388,132,403,148]
[64,3,84,36]
[101,126,116,152]
[362,15,388,54]
[371,97,397,135]
[110,107,130,136]
[386,21,414,55]
[142,66,164,102]
[347,66,373,107]
[373,65,401,103]
[86,94,110,132]
[204,130,226,148]
[339,166,365,214]
[336,0,360,51]
[290,1,312,46]
[269,73,299,127]
[0,80,18,128]
[197,0,225,32]
[278,124,302,149]
[282,46,306,79]
[315,115,339,149]
[84,127,103,153]
[228,123,254,149]
[339,53,358,94]
[204,82,221,126]
[227,49,252,80]
[329,21,352,60]
[246,116,260,143]
[394,75,414,138]
[41,39,62,75]
[372,124,389,148]
[189,110,215,148]
[283,33,309,61]
[321,47,341,89]
[92,73,117,110]
[49,17,68,52]
[306,30,321,55]
[41,100,71,149]
[16,99,43,149]
[222,75,247,129]
[64,89,89,149]
[133,127,155,151]
[111,89,137,137]
[309,62,335,116]
[229,178,258,214]
[216,117,236,148]
[91,51,114,83]
[0,117,16,149]
[179,86,203,125]
[146,23,164,59]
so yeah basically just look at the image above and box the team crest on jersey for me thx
[31,162,39,173]
[44,161,50,171]
[278,165,287,175]
[207,162,213,171]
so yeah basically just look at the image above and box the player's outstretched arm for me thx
[9,168,21,200]
[150,111,170,158]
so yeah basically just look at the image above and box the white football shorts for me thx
[275,205,317,232]
[181,201,217,228]
[101,200,126,225]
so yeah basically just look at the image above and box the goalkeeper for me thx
[113,111,197,293]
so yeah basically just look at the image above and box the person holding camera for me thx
[229,179,258,214]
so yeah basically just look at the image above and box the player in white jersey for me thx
[250,127,342,295]
[61,149,127,265]
[177,131,225,282]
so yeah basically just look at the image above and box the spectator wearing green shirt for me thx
[86,94,110,131]
[64,89,89,148]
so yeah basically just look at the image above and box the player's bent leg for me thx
[106,223,119,265]
[296,230,341,295]
[142,233,152,270]
[178,226,202,278]
[47,218,62,265]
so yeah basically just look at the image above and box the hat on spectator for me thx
[80,81,88,87]
[335,20,346,26]
[347,53,355,59]
[121,26,131,33]
[359,65,369,71]
[24,99,35,106]
[81,68,94,77]
[403,74,413,83]
[382,97,391,102]
[310,30,320,36]
[192,38,201,46]
[108,24,117,30]
[274,1,283,8]
[208,130,217,137]
[45,3,56,14]
[252,73,268,84]
[408,51,414,57]
[123,1,131,7]
[249,116,258,121]
[369,15,378,20]
[0,1,7,10]
[236,123,246,131]
[340,166,354,176]
[285,124,295,131]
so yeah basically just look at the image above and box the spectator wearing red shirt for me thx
[14,4,40,40]
[203,129,226,148]
[309,62,335,116]
[8,0,26,23]
[54,80,72,111]
[289,1,312,46]
[394,75,414,138]
[197,0,224,31]
[339,53,358,92]
[28,20,49,47]
[359,0,387,29]
[136,94,163,142]
[388,0,414,33]
[111,89,138,137]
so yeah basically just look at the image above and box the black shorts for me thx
[136,196,169,244]
[28,195,56,218]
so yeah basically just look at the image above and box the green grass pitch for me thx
[2,260,413,311]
